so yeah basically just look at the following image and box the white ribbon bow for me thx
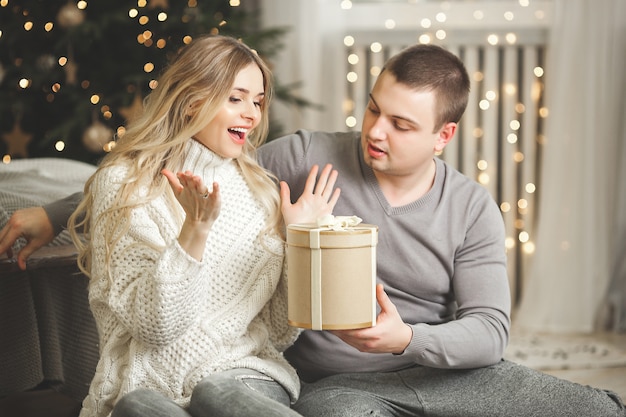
[316,214,363,231]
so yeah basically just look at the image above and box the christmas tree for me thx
[0,0,292,165]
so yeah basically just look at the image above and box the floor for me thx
[0,382,81,417]
[540,331,626,400]
[1,333,625,417]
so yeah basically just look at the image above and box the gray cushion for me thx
[0,158,96,251]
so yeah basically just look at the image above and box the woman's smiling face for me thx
[192,63,265,159]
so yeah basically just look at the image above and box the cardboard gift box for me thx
[286,216,378,330]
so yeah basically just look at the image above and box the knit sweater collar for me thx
[182,138,232,178]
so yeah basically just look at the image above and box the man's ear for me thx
[434,122,457,153]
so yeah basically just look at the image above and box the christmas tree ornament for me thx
[82,120,114,153]
[57,2,85,28]
[2,121,33,158]
[119,93,144,124]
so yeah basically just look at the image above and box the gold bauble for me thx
[57,2,85,28]
[82,121,114,153]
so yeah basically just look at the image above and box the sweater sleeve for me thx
[43,191,83,236]
[403,193,511,369]
[89,167,207,347]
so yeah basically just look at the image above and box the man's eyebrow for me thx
[369,93,419,126]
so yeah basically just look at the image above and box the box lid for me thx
[287,223,378,249]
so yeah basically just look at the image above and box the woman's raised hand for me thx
[280,164,341,226]
[162,169,221,260]
[162,169,221,225]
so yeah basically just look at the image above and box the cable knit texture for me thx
[79,139,299,417]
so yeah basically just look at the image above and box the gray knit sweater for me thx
[258,130,511,382]
[79,139,299,417]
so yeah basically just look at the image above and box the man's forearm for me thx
[43,191,83,236]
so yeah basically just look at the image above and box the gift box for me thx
[286,216,378,330]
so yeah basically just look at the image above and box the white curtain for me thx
[515,0,626,333]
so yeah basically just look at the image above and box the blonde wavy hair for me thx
[69,35,281,278]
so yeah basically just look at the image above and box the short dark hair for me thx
[382,44,470,131]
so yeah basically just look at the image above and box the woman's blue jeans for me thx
[111,368,300,417]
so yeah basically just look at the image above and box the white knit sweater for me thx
[79,139,299,417]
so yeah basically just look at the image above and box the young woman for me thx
[68,35,339,417]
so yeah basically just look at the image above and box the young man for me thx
[258,44,625,417]
[2,44,625,416]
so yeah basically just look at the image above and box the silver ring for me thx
[202,192,209,199]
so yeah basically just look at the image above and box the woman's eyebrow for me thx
[233,87,265,98]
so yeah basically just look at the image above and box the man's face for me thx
[361,71,452,178]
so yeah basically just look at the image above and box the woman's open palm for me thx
[280,164,341,226]
[162,169,221,226]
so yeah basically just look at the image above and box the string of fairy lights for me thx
[337,0,551,295]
